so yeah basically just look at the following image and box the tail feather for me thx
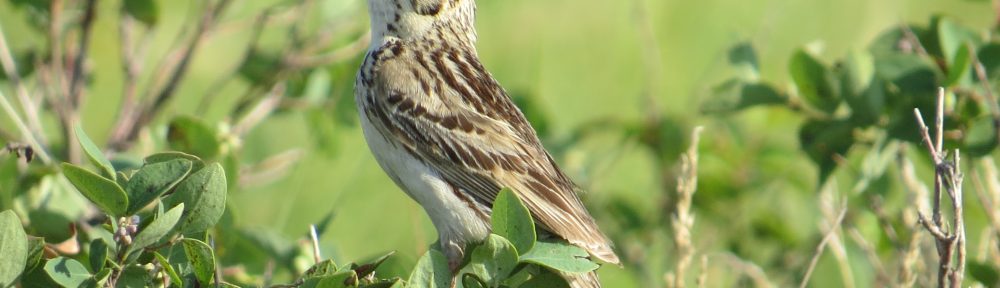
[564,270,601,288]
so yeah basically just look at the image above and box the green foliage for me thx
[3,125,594,287]
[126,203,183,255]
[44,257,91,288]
[0,210,27,287]
[122,0,159,26]
[61,163,129,217]
[490,188,535,253]
[706,15,1000,182]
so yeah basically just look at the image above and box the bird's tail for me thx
[564,270,602,288]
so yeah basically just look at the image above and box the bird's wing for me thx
[359,42,618,264]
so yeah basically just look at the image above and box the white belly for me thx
[357,106,491,254]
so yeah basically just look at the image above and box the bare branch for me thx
[0,22,46,144]
[799,206,848,288]
[668,126,702,288]
[309,224,321,264]
[910,87,966,288]
[68,0,97,108]
[108,0,234,151]
[0,90,52,163]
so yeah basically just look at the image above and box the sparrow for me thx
[355,0,619,286]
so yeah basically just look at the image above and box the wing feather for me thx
[361,41,619,264]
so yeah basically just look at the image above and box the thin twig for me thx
[309,224,321,264]
[282,32,371,69]
[799,206,848,288]
[232,83,284,137]
[668,126,702,288]
[900,24,929,57]
[847,227,891,286]
[972,50,1000,145]
[108,0,234,151]
[715,253,772,288]
[912,87,966,288]
[68,0,97,108]
[0,22,46,143]
[0,90,52,164]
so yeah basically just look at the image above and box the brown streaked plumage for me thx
[356,0,619,287]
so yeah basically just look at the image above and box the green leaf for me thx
[459,234,519,287]
[25,237,45,270]
[969,260,1000,287]
[153,252,182,288]
[0,50,35,81]
[181,238,216,285]
[964,116,999,157]
[728,41,760,81]
[702,79,787,113]
[92,268,111,287]
[519,267,570,288]
[144,152,203,169]
[790,49,841,114]
[301,270,358,288]
[491,188,535,254]
[407,249,451,288]
[167,117,221,160]
[124,159,192,214]
[461,274,486,288]
[128,203,184,255]
[937,17,980,67]
[238,50,282,86]
[117,264,151,288]
[799,119,855,182]
[945,42,972,87]
[838,50,883,125]
[162,163,227,235]
[978,43,1000,85]
[0,210,27,287]
[44,257,91,288]
[303,259,339,279]
[519,241,599,274]
[88,239,108,273]
[62,163,129,216]
[122,0,158,26]
[74,125,115,180]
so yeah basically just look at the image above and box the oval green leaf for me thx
[789,49,841,114]
[124,159,193,215]
[123,0,158,26]
[491,188,535,254]
[44,257,91,288]
[181,238,216,285]
[62,163,128,216]
[0,210,27,287]
[162,163,227,235]
[75,124,115,180]
[459,234,519,287]
[167,116,221,160]
[153,252,182,288]
[88,239,109,273]
[519,241,599,274]
[407,249,451,288]
[128,203,184,255]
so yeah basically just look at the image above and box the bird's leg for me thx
[445,241,465,272]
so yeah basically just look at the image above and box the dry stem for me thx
[799,206,848,288]
[912,87,966,288]
[667,127,703,288]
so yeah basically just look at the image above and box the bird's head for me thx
[367,0,477,44]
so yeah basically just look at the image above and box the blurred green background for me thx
[1,0,996,286]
